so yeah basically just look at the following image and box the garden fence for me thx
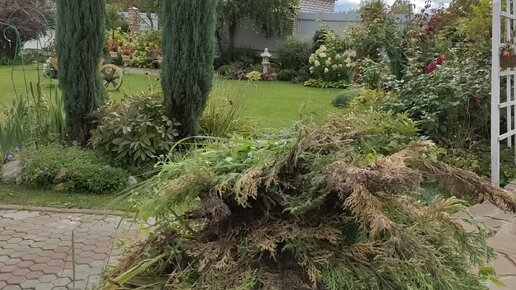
[232,12,410,55]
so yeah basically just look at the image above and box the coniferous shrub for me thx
[161,0,217,138]
[56,0,106,146]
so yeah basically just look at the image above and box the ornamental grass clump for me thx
[102,110,516,290]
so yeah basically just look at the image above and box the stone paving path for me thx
[0,207,138,290]
[468,202,516,289]
[2,191,516,289]
[464,181,516,289]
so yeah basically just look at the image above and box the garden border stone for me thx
[0,204,128,216]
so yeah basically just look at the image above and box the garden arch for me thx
[492,0,516,186]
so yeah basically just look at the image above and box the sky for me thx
[334,0,450,12]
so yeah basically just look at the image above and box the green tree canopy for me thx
[0,0,55,61]
[218,0,300,48]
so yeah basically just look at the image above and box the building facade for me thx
[299,0,337,13]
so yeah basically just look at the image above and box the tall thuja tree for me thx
[56,0,106,145]
[161,0,217,138]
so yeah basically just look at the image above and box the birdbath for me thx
[261,48,272,74]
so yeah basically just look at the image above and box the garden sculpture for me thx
[44,57,124,91]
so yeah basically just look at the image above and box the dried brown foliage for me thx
[103,115,515,290]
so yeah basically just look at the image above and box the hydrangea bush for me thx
[308,45,357,84]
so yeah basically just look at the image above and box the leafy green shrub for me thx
[311,28,330,52]
[278,37,311,71]
[64,162,128,193]
[348,89,398,113]
[390,51,489,144]
[277,69,298,82]
[21,144,128,194]
[331,89,361,108]
[308,45,356,84]
[216,64,234,79]
[245,71,262,81]
[360,57,391,89]
[90,93,180,168]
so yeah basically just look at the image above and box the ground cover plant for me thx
[101,105,516,289]
[20,144,128,194]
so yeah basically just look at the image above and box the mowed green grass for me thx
[0,65,341,129]
[0,184,128,210]
[0,65,343,209]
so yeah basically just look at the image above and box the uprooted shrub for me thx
[102,110,516,290]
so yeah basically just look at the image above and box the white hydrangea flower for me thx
[335,54,341,60]
[332,64,338,70]
[309,66,315,72]
[319,45,327,52]
[325,59,332,66]
[346,63,352,68]
[315,60,321,67]
[338,64,343,68]
[309,55,315,64]
[319,52,327,58]
[349,50,357,58]
[345,58,351,64]
[324,68,329,73]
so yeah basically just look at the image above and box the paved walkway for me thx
[1,191,516,289]
[469,202,516,289]
[0,207,137,290]
[122,67,159,76]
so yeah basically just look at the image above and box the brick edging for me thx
[0,204,130,216]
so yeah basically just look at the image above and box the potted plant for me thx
[151,45,161,60]
[121,43,134,64]
[500,42,516,68]
[108,39,119,58]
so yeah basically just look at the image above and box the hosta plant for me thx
[246,70,262,81]
[90,93,180,168]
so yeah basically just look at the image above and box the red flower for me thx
[424,61,438,73]
[436,55,445,64]
[503,51,511,58]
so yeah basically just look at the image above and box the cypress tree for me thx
[161,0,217,138]
[56,0,106,146]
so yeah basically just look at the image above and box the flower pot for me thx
[122,55,131,64]
[109,51,119,59]
[501,55,516,69]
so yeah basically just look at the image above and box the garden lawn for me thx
[0,184,127,210]
[0,65,342,129]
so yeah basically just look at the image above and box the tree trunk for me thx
[228,22,237,51]
[0,44,18,63]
